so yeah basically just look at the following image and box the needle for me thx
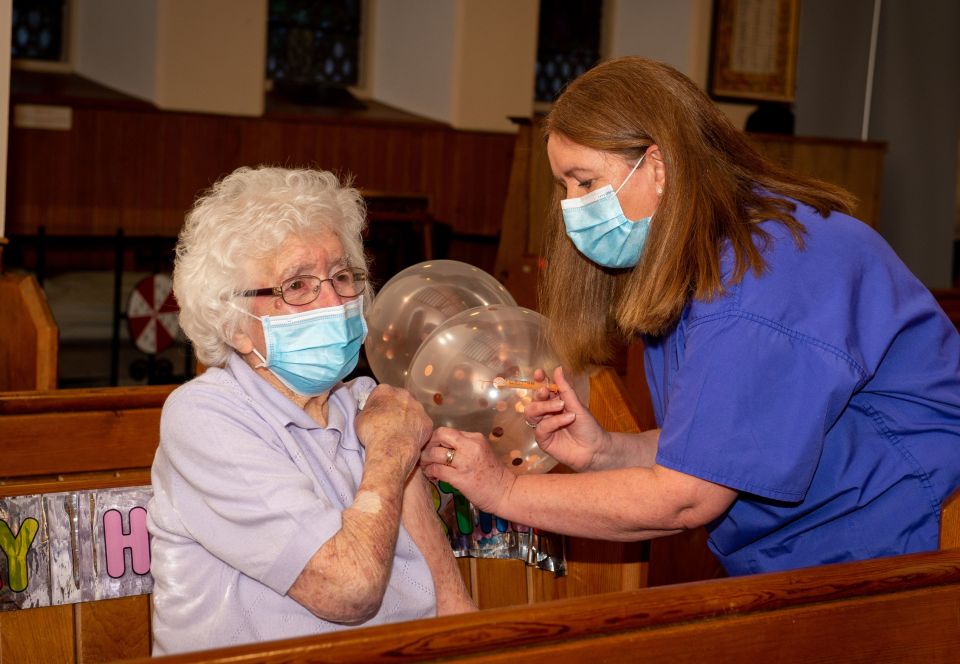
[490,376,560,393]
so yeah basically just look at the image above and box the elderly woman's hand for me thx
[420,427,516,515]
[356,385,433,477]
[523,366,611,472]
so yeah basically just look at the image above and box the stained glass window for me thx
[266,0,362,88]
[535,0,604,103]
[12,0,66,62]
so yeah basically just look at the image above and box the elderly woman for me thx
[147,166,474,655]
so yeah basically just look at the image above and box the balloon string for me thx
[489,377,560,393]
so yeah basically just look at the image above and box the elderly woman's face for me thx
[232,231,352,358]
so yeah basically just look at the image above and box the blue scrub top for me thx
[643,201,960,576]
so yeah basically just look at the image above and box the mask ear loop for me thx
[615,152,646,195]
[227,300,269,368]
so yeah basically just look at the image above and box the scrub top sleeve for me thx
[157,390,341,594]
[655,314,864,502]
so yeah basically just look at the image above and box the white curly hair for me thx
[173,166,369,367]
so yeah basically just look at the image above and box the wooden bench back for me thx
[135,488,960,662]
[0,273,57,391]
[131,546,960,663]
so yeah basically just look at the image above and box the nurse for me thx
[421,57,960,575]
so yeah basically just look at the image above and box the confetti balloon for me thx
[365,260,516,387]
[405,304,589,475]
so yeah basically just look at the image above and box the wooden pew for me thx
[0,385,172,663]
[130,504,960,663]
[0,272,58,391]
[1,368,716,662]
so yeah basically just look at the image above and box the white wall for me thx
[73,0,158,103]
[451,0,538,132]
[154,0,265,116]
[72,0,264,116]
[793,0,960,287]
[367,0,457,124]
[605,0,697,75]
[602,0,754,130]
[0,0,10,240]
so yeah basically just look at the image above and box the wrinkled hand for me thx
[522,366,610,472]
[420,427,516,515]
[356,384,433,477]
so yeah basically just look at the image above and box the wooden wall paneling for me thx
[74,596,151,663]
[493,119,536,286]
[444,130,515,237]
[471,559,529,610]
[525,117,554,257]
[623,342,659,432]
[748,134,885,228]
[166,114,245,234]
[0,604,75,664]
[7,117,83,236]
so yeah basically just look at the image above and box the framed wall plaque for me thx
[709,0,800,102]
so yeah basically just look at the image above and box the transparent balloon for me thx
[406,304,589,475]
[365,260,516,387]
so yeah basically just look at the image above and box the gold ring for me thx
[445,448,456,465]
[525,419,538,429]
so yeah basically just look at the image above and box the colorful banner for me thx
[433,481,566,575]
[0,487,153,611]
[0,482,566,611]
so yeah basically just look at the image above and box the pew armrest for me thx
[940,487,960,549]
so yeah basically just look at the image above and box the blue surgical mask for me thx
[243,298,368,396]
[561,154,652,268]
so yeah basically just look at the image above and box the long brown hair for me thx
[539,57,856,370]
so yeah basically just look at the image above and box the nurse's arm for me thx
[401,470,476,615]
[490,465,736,542]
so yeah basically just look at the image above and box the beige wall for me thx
[603,0,753,130]
[451,0,538,132]
[0,0,10,239]
[73,0,158,102]
[366,0,457,123]
[18,1,751,132]
[155,0,265,116]
[73,0,265,116]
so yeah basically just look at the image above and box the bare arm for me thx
[423,427,736,542]
[288,385,432,623]
[401,471,476,615]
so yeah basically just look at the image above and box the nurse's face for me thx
[547,133,665,221]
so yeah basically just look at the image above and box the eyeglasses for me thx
[239,267,368,306]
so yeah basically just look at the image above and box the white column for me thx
[368,0,538,132]
[0,0,11,241]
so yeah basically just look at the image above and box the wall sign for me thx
[710,0,801,102]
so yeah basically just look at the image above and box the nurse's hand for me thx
[420,427,516,515]
[356,384,433,478]
[523,366,611,472]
